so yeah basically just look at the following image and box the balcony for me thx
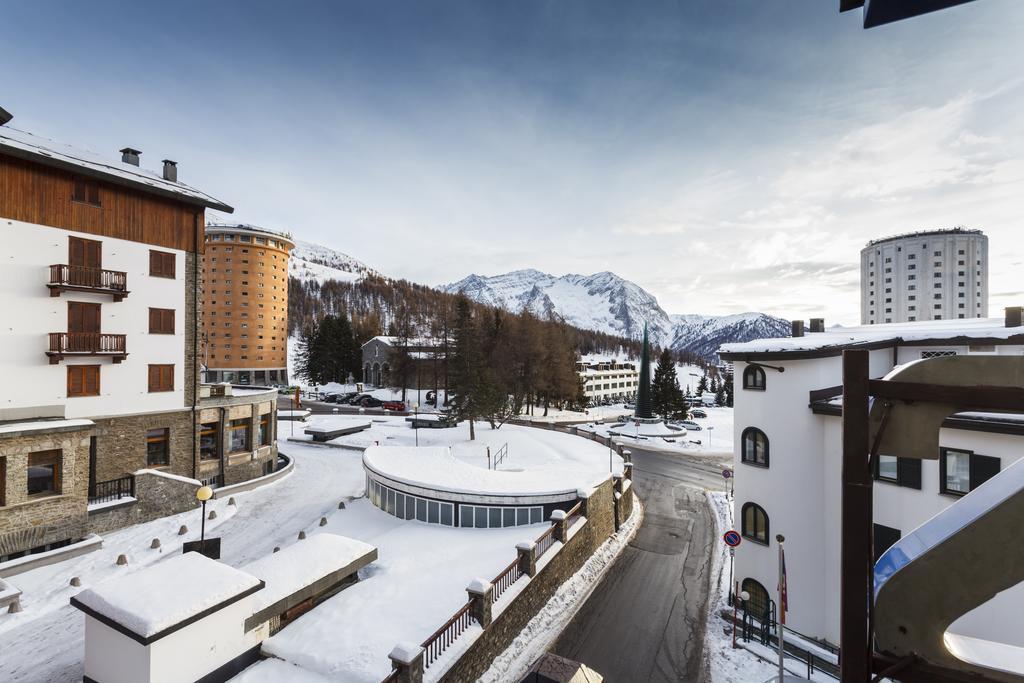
[48,264,129,302]
[47,332,127,364]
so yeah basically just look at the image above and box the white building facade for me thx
[719,313,1024,646]
[860,227,988,325]
[576,358,639,404]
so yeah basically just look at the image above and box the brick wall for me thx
[90,410,196,483]
[87,469,201,535]
[0,427,92,557]
[439,477,618,683]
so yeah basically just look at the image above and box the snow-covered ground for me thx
[578,406,734,463]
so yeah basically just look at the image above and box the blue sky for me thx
[2,0,1022,322]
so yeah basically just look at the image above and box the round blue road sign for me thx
[723,530,742,547]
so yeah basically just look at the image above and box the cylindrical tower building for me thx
[201,222,294,385]
[860,227,987,325]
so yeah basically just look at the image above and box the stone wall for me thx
[87,469,201,535]
[0,426,92,557]
[90,409,196,483]
[439,477,618,683]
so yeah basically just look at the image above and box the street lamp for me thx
[196,485,213,554]
[412,402,420,447]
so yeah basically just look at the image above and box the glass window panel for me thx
[428,501,439,524]
[517,508,529,525]
[503,508,516,527]
[407,497,416,520]
[489,508,501,528]
[878,455,898,481]
[440,503,453,526]
[530,507,542,524]
[475,506,487,528]
[395,493,405,518]
[460,505,473,527]
[416,498,427,521]
[386,489,395,515]
[945,450,971,493]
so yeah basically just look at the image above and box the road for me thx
[552,444,726,682]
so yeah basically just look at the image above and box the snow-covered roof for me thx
[363,446,597,498]
[0,418,93,437]
[72,552,262,639]
[720,317,1024,358]
[0,125,232,212]
[363,336,443,349]
[205,218,294,245]
[242,534,376,614]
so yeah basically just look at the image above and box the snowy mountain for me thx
[442,269,675,343]
[442,270,790,360]
[288,239,380,285]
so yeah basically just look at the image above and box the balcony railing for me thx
[47,332,127,364]
[48,264,129,301]
[88,475,135,505]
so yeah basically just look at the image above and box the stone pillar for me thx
[551,510,568,543]
[388,643,425,683]
[516,541,537,577]
[612,473,624,494]
[623,461,633,481]
[466,578,493,628]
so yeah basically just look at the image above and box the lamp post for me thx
[196,485,213,554]
[413,402,420,447]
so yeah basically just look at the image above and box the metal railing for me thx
[49,264,128,292]
[88,475,134,505]
[490,559,523,603]
[421,600,475,669]
[535,525,556,558]
[491,442,509,469]
[565,500,584,529]
[380,669,401,683]
[48,332,127,354]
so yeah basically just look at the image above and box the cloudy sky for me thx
[2,0,1022,323]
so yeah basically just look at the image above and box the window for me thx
[148,308,175,334]
[741,428,769,467]
[200,422,220,461]
[149,250,176,278]
[742,578,770,619]
[741,503,769,545]
[229,418,251,453]
[742,366,766,390]
[874,455,921,489]
[940,448,1000,496]
[921,350,957,359]
[27,450,62,496]
[72,177,101,207]
[874,524,901,562]
[148,364,174,392]
[146,429,170,467]
[259,413,272,446]
[67,365,100,397]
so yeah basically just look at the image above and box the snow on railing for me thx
[490,559,522,603]
[421,600,474,669]
[535,525,556,558]
[565,500,584,530]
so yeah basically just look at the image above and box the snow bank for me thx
[73,552,261,637]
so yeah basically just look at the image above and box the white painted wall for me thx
[0,219,187,419]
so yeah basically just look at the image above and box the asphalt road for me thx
[552,445,726,682]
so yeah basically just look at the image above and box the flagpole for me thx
[777,533,786,681]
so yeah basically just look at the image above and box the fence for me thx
[49,264,128,292]
[421,601,475,669]
[535,524,556,559]
[48,332,127,354]
[565,500,583,530]
[491,442,509,469]
[490,559,522,603]
[88,475,134,505]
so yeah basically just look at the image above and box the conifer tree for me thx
[651,348,685,421]
[697,372,708,396]
[448,297,484,439]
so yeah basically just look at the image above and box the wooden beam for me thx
[869,380,1024,412]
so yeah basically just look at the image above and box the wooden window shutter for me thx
[969,454,1000,490]
[85,366,100,395]
[149,308,158,332]
[68,367,83,396]
[896,457,921,490]
[150,250,160,275]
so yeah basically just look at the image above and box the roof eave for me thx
[1,146,234,214]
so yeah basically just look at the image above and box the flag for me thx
[778,543,789,625]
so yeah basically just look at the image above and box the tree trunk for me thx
[469,418,476,441]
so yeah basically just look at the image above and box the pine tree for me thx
[448,297,484,439]
[651,348,685,421]
[697,372,708,396]
[709,375,719,393]
[293,320,318,384]
[715,385,726,406]
[724,373,734,407]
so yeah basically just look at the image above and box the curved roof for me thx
[865,227,984,248]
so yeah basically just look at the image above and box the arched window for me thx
[741,578,771,620]
[741,502,769,545]
[743,365,766,390]
[741,427,769,467]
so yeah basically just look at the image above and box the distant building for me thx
[201,223,294,386]
[577,358,638,405]
[361,336,446,389]
[860,227,988,325]
[719,310,1024,646]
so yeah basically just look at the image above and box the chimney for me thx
[0,105,11,126]
[791,320,805,337]
[1006,307,1022,328]
[809,318,825,333]
[120,147,141,166]
[162,159,177,182]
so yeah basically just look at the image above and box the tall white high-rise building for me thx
[860,228,988,324]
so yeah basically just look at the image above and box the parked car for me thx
[382,400,406,411]
[359,396,384,408]
[675,420,702,431]
[321,393,341,403]
[343,393,371,405]
[329,392,358,404]
[689,409,708,419]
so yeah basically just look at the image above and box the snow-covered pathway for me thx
[0,438,361,683]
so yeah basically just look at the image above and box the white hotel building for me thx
[719,311,1024,647]
[576,357,639,405]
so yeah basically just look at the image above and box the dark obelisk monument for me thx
[635,322,654,419]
